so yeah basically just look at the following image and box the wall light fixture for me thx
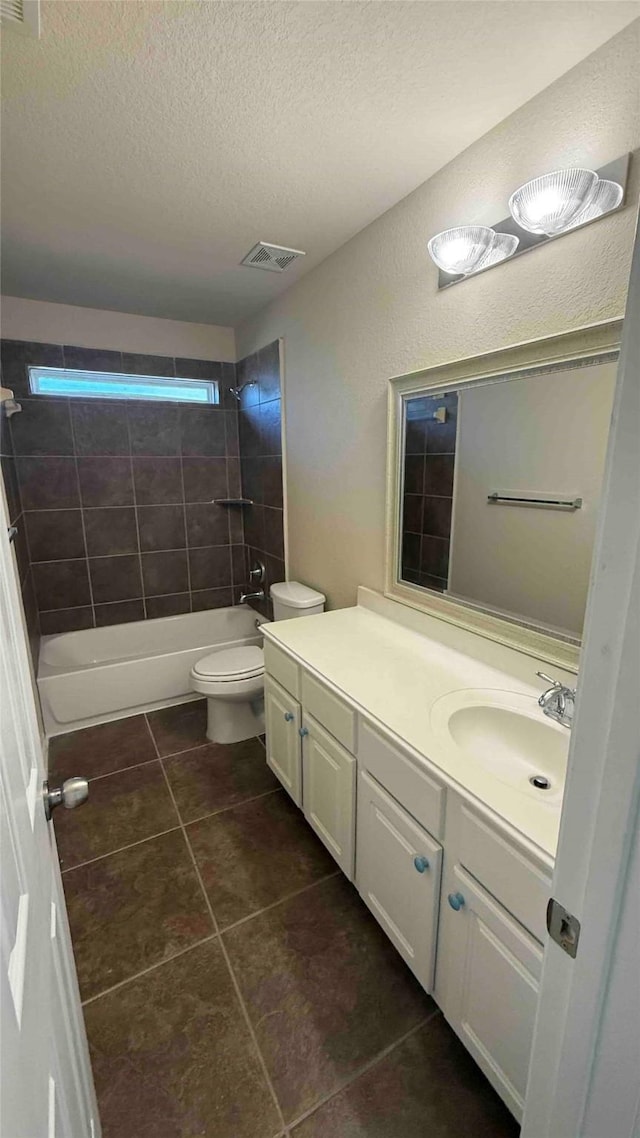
[428,153,630,289]
[509,168,599,235]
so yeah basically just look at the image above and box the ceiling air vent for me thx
[240,242,306,273]
[0,0,40,36]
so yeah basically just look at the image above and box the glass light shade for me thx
[567,179,623,229]
[427,226,496,276]
[508,168,598,236]
[471,232,519,273]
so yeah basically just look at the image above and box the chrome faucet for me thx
[536,672,576,729]
[240,589,265,604]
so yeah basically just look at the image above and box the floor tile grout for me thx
[219,870,342,936]
[285,1008,442,1132]
[55,754,161,785]
[69,710,442,1136]
[61,823,181,875]
[184,786,282,827]
[153,731,288,1134]
[80,931,219,1007]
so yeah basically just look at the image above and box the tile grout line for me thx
[184,786,282,827]
[72,754,162,784]
[147,715,287,1134]
[80,931,219,1007]
[285,1008,442,1133]
[219,870,341,936]
[60,823,181,875]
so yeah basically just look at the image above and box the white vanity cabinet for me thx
[263,632,554,1123]
[435,796,551,1122]
[301,713,355,877]
[356,770,442,992]
[263,644,356,878]
[436,865,542,1121]
[264,675,302,806]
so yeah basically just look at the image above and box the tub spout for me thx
[240,589,265,604]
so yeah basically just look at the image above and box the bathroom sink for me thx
[430,689,569,803]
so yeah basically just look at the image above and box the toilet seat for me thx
[192,645,264,682]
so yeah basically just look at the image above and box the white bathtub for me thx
[38,606,265,737]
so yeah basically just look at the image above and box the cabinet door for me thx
[438,865,543,1122]
[356,771,442,993]
[265,676,302,806]
[302,713,355,879]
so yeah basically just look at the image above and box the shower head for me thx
[229,381,257,402]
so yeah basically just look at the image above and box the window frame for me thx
[28,366,219,405]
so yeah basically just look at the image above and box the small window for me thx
[28,367,219,405]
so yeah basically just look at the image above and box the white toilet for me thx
[190,581,325,744]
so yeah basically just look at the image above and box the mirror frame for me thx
[385,320,623,674]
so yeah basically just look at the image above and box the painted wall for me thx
[0,297,235,362]
[235,25,640,610]
[448,361,617,637]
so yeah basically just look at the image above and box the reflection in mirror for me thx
[400,358,617,640]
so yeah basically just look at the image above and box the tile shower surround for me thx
[401,391,458,592]
[1,395,40,662]
[237,340,285,621]
[1,338,285,635]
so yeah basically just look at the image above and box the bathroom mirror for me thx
[385,322,622,671]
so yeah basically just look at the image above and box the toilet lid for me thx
[193,645,264,681]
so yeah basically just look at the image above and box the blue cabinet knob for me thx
[284,712,294,722]
[448,892,466,911]
[299,726,309,738]
[414,856,430,873]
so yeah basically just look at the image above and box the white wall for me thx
[448,362,617,637]
[236,24,640,610]
[0,296,235,361]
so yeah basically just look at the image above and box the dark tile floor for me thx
[51,700,519,1138]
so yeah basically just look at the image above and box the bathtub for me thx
[38,606,265,737]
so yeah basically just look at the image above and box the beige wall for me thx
[448,362,617,637]
[236,25,640,610]
[0,296,236,361]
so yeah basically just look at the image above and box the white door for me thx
[302,712,356,878]
[0,484,99,1138]
[522,227,640,1137]
[440,866,543,1122]
[264,675,302,806]
[356,770,442,992]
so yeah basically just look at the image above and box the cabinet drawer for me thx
[301,671,356,753]
[358,718,445,840]
[264,640,300,700]
[458,806,551,943]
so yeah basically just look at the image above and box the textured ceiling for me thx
[1,0,638,326]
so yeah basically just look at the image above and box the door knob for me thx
[299,726,309,738]
[43,777,89,821]
[284,711,294,722]
[448,891,466,911]
[414,856,430,873]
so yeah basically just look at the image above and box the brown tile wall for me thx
[0,340,249,635]
[1,396,40,666]
[237,340,285,620]
[401,391,458,593]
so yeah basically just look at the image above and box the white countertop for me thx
[262,589,568,863]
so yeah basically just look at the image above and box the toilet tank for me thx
[270,581,326,621]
